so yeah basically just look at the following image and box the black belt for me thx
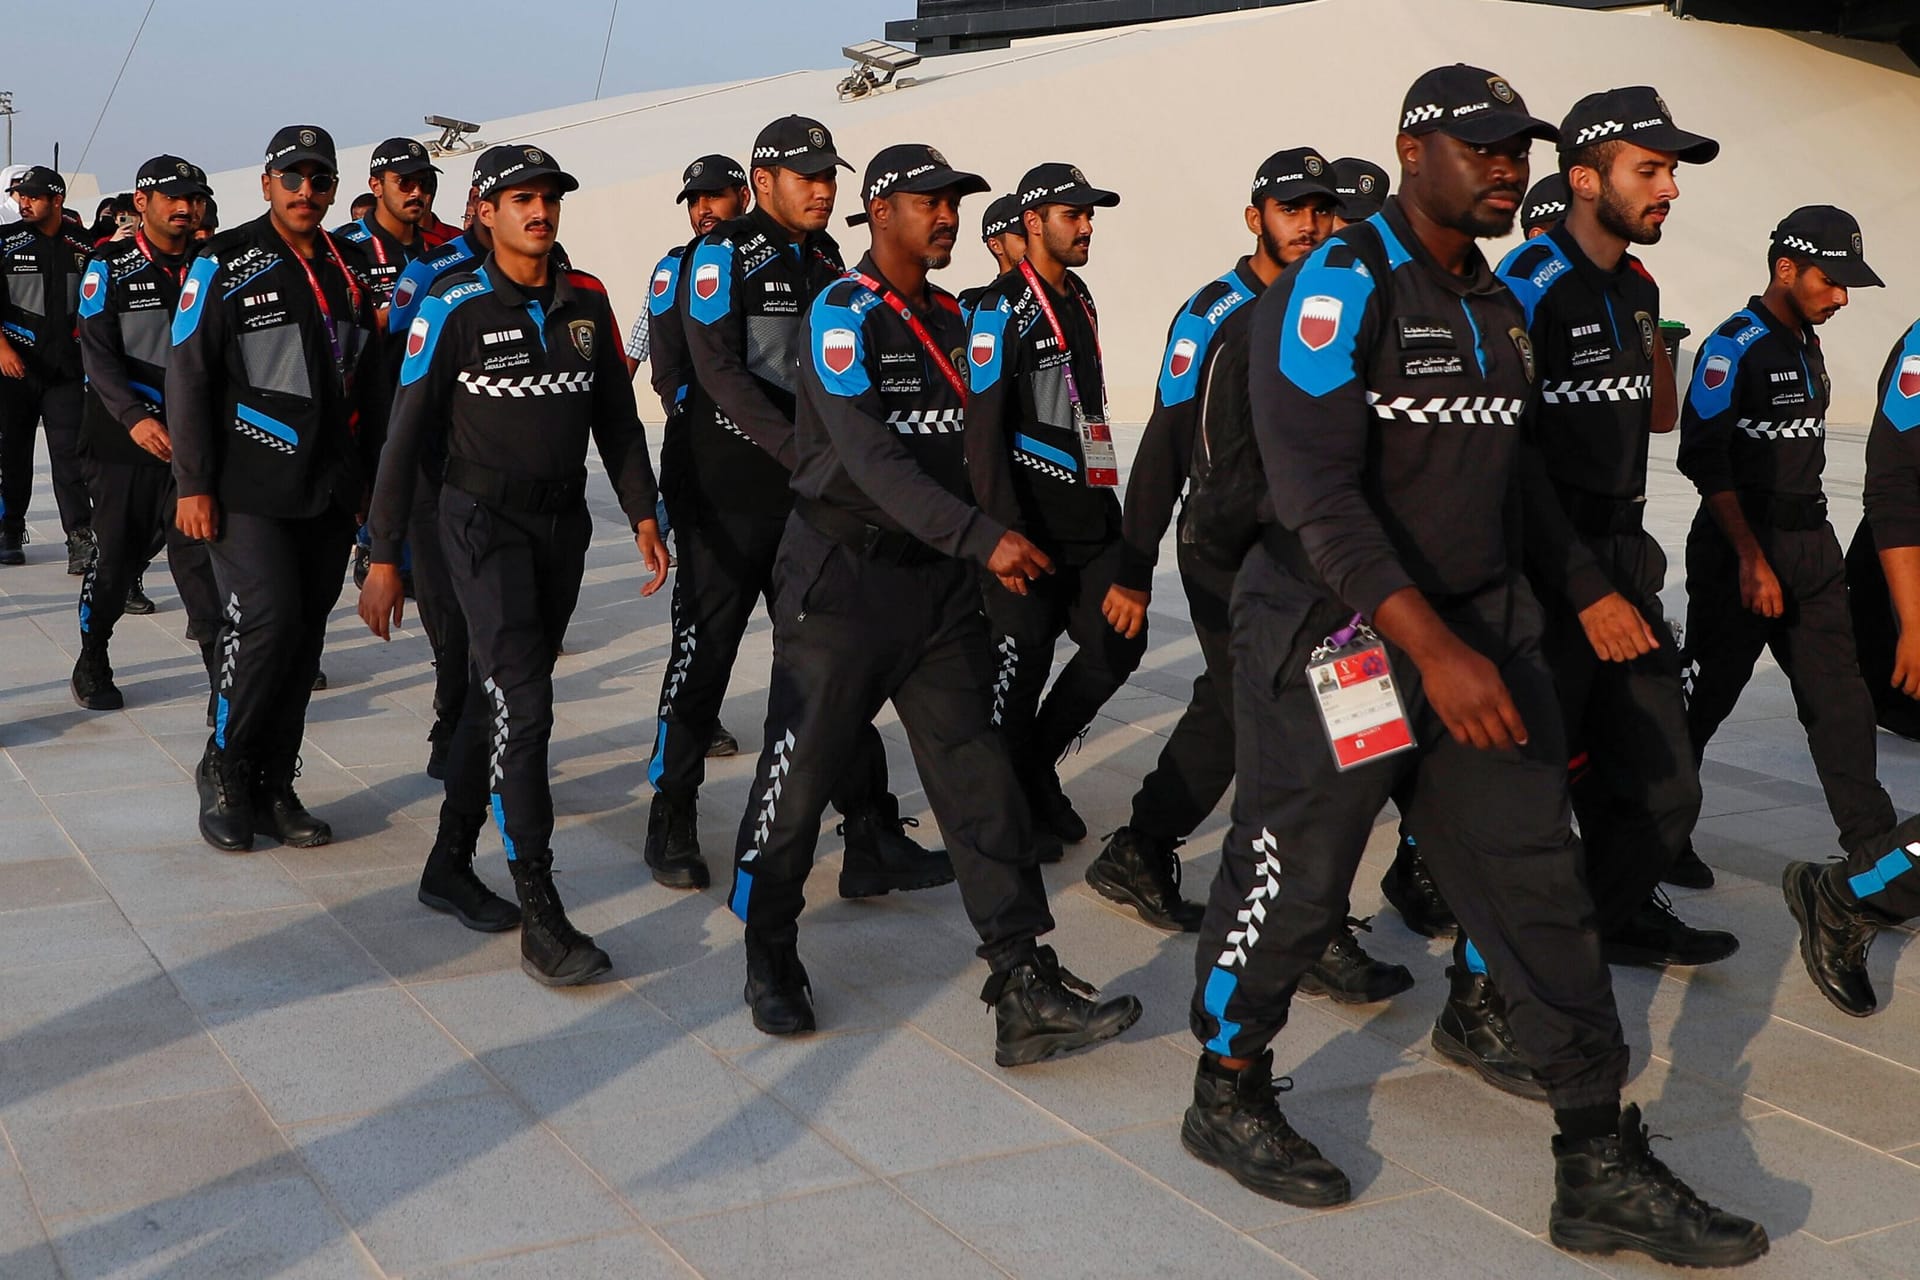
[444,456,586,515]
[1556,486,1646,537]
[1740,491,1827,532]
[796,497,945,566]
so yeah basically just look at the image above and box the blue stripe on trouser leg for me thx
[1202,968,1243,1055]
[484,676,516,859]
[215,592,241,749]
[731,729,795,921]
[1850,842,1919,900]
[1464,939,1487,974]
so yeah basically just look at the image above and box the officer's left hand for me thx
[634,520,670,597]
[358,563,406,640]
[1101,584,1149,639]
[1577,592,1658,663]
[1895,629,1920,700]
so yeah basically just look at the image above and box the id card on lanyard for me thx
[847,269,968,403]
[1018,260,1118,487]
[1307,614,1414,771]
[282,231,362,396]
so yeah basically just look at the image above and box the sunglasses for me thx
[271,169,337,194]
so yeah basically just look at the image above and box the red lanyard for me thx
[278,230,363,386]
[132,230,186,286]
[357,217,395,269]
[1018,259,1105,416]
[847,269,968,404]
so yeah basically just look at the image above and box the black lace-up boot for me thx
[838,802,953,898]
[1085,827,1204,931]
[985,945,1142,1067]
[644,789,710,890]
[1430,964,1547,1100]
[418,808,521,932]
[253,756,331,847]
[70,640,124,711]
[1297,917,1415,1004]
[1603,888,1739,968]
[510,853,611,986]
[744,928,815,1035]
[1180,1050,1352,1207]
[196,742,254,852]
[1783,860,1883,1017]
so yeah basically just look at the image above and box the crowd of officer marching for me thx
[14,56,1920,1268]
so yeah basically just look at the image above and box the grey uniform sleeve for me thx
[682,234,798,469]
[76,257,152,431]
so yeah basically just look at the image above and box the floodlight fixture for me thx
[837,40,921,101]
[424,114,483,155]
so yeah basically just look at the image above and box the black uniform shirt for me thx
[644,238,697,419]
[76,233,189,468]
[0,218,95,380]
[1117,256,1264,589]
[682,206,845,513]
[337,212,424,308]
[1678,295,1831,500]
[1862,317,1920,549]
[792,253,1003,565]
[368,256,657,564]
[1498,224,1662,500]
[964,263,1118,552]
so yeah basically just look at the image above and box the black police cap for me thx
[1328,157,1390,220]
[265,125,337,174]
[1014,162,1119,213]
[1770,205,1882,289]
[981,193,1022,242]
[1521,173,1569,235]
[1250,147,1338,209]
[752,116,852,176]
[677,154,748,202]
[370,137,440,178]
[134,155,211,199]
[471,145,580,201]
[845,144,989,227]
[7,165,65,198]
[1559,87,1718,164]
[1400,65,1558,145]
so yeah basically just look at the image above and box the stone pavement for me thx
[2,427,1919,1279]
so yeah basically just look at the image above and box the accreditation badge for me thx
[1307,616,1415,771]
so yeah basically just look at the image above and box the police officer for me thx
[1679,207,1897,893]
[338,138,439,313]
[956,194,1025,317]
[70,156,221,714]
[731,140,1141,1061]
[170,125,377,853]
[1790,316,1920,1016]
[645,115,949,896]
[1181,66,1765,1267]
[1327,157,1389,229]
[360,144,670,985]
[966,162,1145,856]
[0,166,97,570]
[1521,172,1570,238]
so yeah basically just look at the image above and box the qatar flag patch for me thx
[80,271,102,303]
[651,267,673,298]
[1167,337,1198,380]
[407,315,430,360]
[1297,295,1342,351]
[970,331,996,367]
[1701,353,1732,391]
[820,327,856,375]
[693,262,721,300]
[393,276,416,310]
[178,274,200,312]
[1899,354,1920,399]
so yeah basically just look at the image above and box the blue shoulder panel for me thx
[171,254,219,346]
[400,273,492,387]
[1686,309,1766,422]
[77,258,110,320]
[388,235,475,335]
[967,296,1011,394]
[809,285,874,397]
[1496,238,1572,329]
[339,218,373,245]
[1364,213,1414,272]
[1157,274,1251,407]
[1275,240,1378,398]
[647,250,683,319]
[685,237,734,327]
[1883,319,1920,433]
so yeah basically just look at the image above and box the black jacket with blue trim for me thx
[0,219,95,381]
[76,236,190,468]
[644,239,696,419]
[1497,224,1662,501]
[366,256,657,565]
[1250,196,1603,618]
[336,213,424,309]
[384,233,572,340]
[791,253,1003,565]
[964,263,1117,553]
[1863,318,1920,550]
[682,206,844,513]
[1677,295,1830,501]
[1116,256,1263,589]
[167,212,379,519]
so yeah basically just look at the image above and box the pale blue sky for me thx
[1,0,905,190]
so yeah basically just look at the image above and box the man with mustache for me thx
[966,162,1144,859]
[169,125,379,853]
[1679,206,1899,1014]
[735,140,1142,1060]
[1181,65,1766,1268]
[339,138,439,321]
[644,116,950,902]
[956,193,1025,320]
[70,155,222,714]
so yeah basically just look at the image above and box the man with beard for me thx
[735,140,1143,1061]
[170,125,378,852]
[339,139,439,318]
[966,162,1145,858]
[957,193,1025,318]
[1180,65,1766,1269]
[1679,206,1899,1013]
[1420,88,1737,1099]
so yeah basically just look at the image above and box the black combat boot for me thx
[1297,918,1415,1004]
[706,722,738,757]
[1027,769,1087,844]
[984,944,1142,1067]
[1663,840,1715,890]
[1783,861,1882,1017]
[1603,889,1739,968]
[70,640,124,711]
[1379,833,1457,938]
[253,756,332,848]
[1180,1050,1352,1207]
[1084,826,1204,932]
[418,810,521,932]
[196,742,255,852]
[65,527,96,576]
[838,802,953,898]
[1430,964,1547,1100]
[0,526,24,566]
[744,928,815,1035]
[510,854,611,986]
[644,789,709,890]
[1550,1104,1769,1266]
[123,573,155,615]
